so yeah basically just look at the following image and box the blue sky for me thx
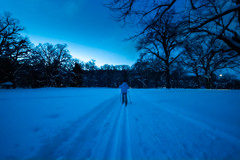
[0,0,139,66]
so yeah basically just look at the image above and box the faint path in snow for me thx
[27,91,240,160]
[27,95,132,160]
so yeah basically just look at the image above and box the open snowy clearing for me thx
[0,88,240,159]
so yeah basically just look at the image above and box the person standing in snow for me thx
[119,81,129,106]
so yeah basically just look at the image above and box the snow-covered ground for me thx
[0,88,239,159]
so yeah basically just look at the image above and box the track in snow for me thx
[27,92,240,159]
[27,95,131,160]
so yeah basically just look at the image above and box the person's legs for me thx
[123,93,128,106]
[122,93,124,104]
[125,93,127,105]
[122,93,128,106]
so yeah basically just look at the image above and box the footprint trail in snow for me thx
[27,92,240,160]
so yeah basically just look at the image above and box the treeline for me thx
[0,10,240,89]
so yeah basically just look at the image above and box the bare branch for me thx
[191,4,240,30]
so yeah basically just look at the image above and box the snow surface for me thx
[0,82,13,85]
[0,88,240,159]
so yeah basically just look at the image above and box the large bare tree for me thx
[183,35,239,89]
[33,43,72,87]
[0,12,25,56]
[136,10,187,88]
[0,12,31,86]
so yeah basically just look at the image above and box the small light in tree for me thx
[219,74,223,77]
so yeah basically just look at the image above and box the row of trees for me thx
[0,9,240,89]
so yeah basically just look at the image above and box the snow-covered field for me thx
[0,88,240,159]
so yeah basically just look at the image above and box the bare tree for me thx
[34,43,72,87]
[0,12,25,56]
[183,35,239,89]
[136,10,187,88]
[0,12,32,87]
[182,39,203,88]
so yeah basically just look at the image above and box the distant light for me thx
[219,74,223,77]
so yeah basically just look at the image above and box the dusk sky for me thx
[0,0,139,67]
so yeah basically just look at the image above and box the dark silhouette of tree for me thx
[0,12,31,87]
[84,60,98,87]
[0,12,25,55]
[181,37,205,88]
[72,62,83,87]
[136,10,187,88]
[33,43,72,87]
[122,69,128,82]
[183,35,239,89]
[170,58,188,88]
[130,56,165,88]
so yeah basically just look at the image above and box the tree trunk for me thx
[196,73,201,88]
[154,71,158,89]
[205,77,211,89]
[194,66,201,88]
[166,67,171,89]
